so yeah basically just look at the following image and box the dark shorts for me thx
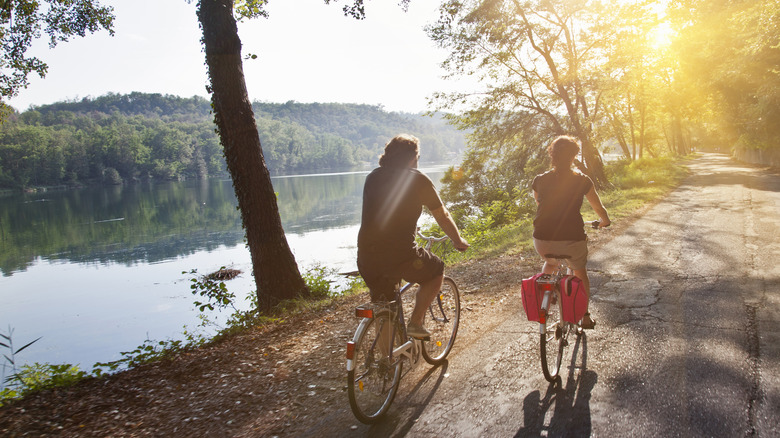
[357,246,445,302]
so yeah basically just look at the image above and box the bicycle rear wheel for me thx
[347,311,403,423]
[540,292,565,382]
[422,276,460,365]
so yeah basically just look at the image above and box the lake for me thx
[0,166,447,375]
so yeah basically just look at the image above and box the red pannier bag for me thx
[521,273,545,322]
[560,275,588,324]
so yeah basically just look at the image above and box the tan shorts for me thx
[533,238,588,270]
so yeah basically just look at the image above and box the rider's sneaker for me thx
[581,312,596,330]
[406,323,431,341]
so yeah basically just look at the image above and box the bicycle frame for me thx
[346,283,422,374]
[347,229,461,423]
[537,260,576,334]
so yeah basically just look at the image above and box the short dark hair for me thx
[548,135,580,170]
[379,134,419,167]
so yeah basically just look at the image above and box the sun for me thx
[649,20,676,50]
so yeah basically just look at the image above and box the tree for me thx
[197,0,308,311]
[669,0,780,157]
[0,0,114,106]
[599,0,672,161]
[427,0,613,186]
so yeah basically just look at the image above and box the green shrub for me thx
[607,156,687,189]
[303,264,335,299]
[7,363,89,393]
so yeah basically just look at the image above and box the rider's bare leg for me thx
[410,273,444,327]
[572,268,590,295]
[573,267,595,327]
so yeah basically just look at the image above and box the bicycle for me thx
[346,229,460,424]
[534,220,604,382]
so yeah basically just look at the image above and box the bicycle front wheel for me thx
[422,276,460,365]
[540,292,565,382]
[347,312,403,424]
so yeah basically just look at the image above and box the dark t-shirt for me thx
[357,166,443,262]
[532,170,594,241]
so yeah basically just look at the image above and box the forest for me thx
[0,93,467,189]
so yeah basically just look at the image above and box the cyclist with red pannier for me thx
[531,135,611,329]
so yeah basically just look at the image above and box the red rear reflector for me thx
[540,284,553,291]
[346,341,355,359]
[355,308,374,318]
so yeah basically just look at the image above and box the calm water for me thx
[0,166,446,373]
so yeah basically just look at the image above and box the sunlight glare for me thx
[649,20,675,50]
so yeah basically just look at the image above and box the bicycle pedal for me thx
[411,335,431,342]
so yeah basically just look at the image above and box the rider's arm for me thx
[430,205,470,251]
[585,186,611,228]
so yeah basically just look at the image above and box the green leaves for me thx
[0,0,115,102]
[233,0,270,20]
[187,267,238,313]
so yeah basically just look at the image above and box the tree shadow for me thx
[515,333,598,437]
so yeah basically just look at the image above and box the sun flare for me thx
[649,20,676,49]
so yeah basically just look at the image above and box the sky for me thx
[7,0,469,114]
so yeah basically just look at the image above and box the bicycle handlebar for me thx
[416,227,449,243]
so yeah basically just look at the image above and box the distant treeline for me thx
[0,92,466,189]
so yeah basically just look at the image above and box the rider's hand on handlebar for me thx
[453,238,469,252]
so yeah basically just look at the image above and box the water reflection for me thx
[0,167,445,277]
[273,171,366,233]
[0,180,244,276]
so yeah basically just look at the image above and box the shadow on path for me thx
[515,333,597,437]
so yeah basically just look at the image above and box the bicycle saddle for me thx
[544,254,571,259]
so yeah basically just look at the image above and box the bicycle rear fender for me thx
[346,317,373,372]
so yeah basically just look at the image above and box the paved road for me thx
[305,153,780,437]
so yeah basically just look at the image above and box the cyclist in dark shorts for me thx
[357,134,469,339]
[532,135,610,329]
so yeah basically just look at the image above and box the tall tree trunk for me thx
[607,111,632,160]
[627,97,637,160]
[578,135,609,188]
[197,0,308,311]
[639,104,646,159]
[672,116,686,155]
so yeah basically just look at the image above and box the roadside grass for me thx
[0,155,690,406]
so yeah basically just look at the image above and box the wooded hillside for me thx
[0,92,466,189]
